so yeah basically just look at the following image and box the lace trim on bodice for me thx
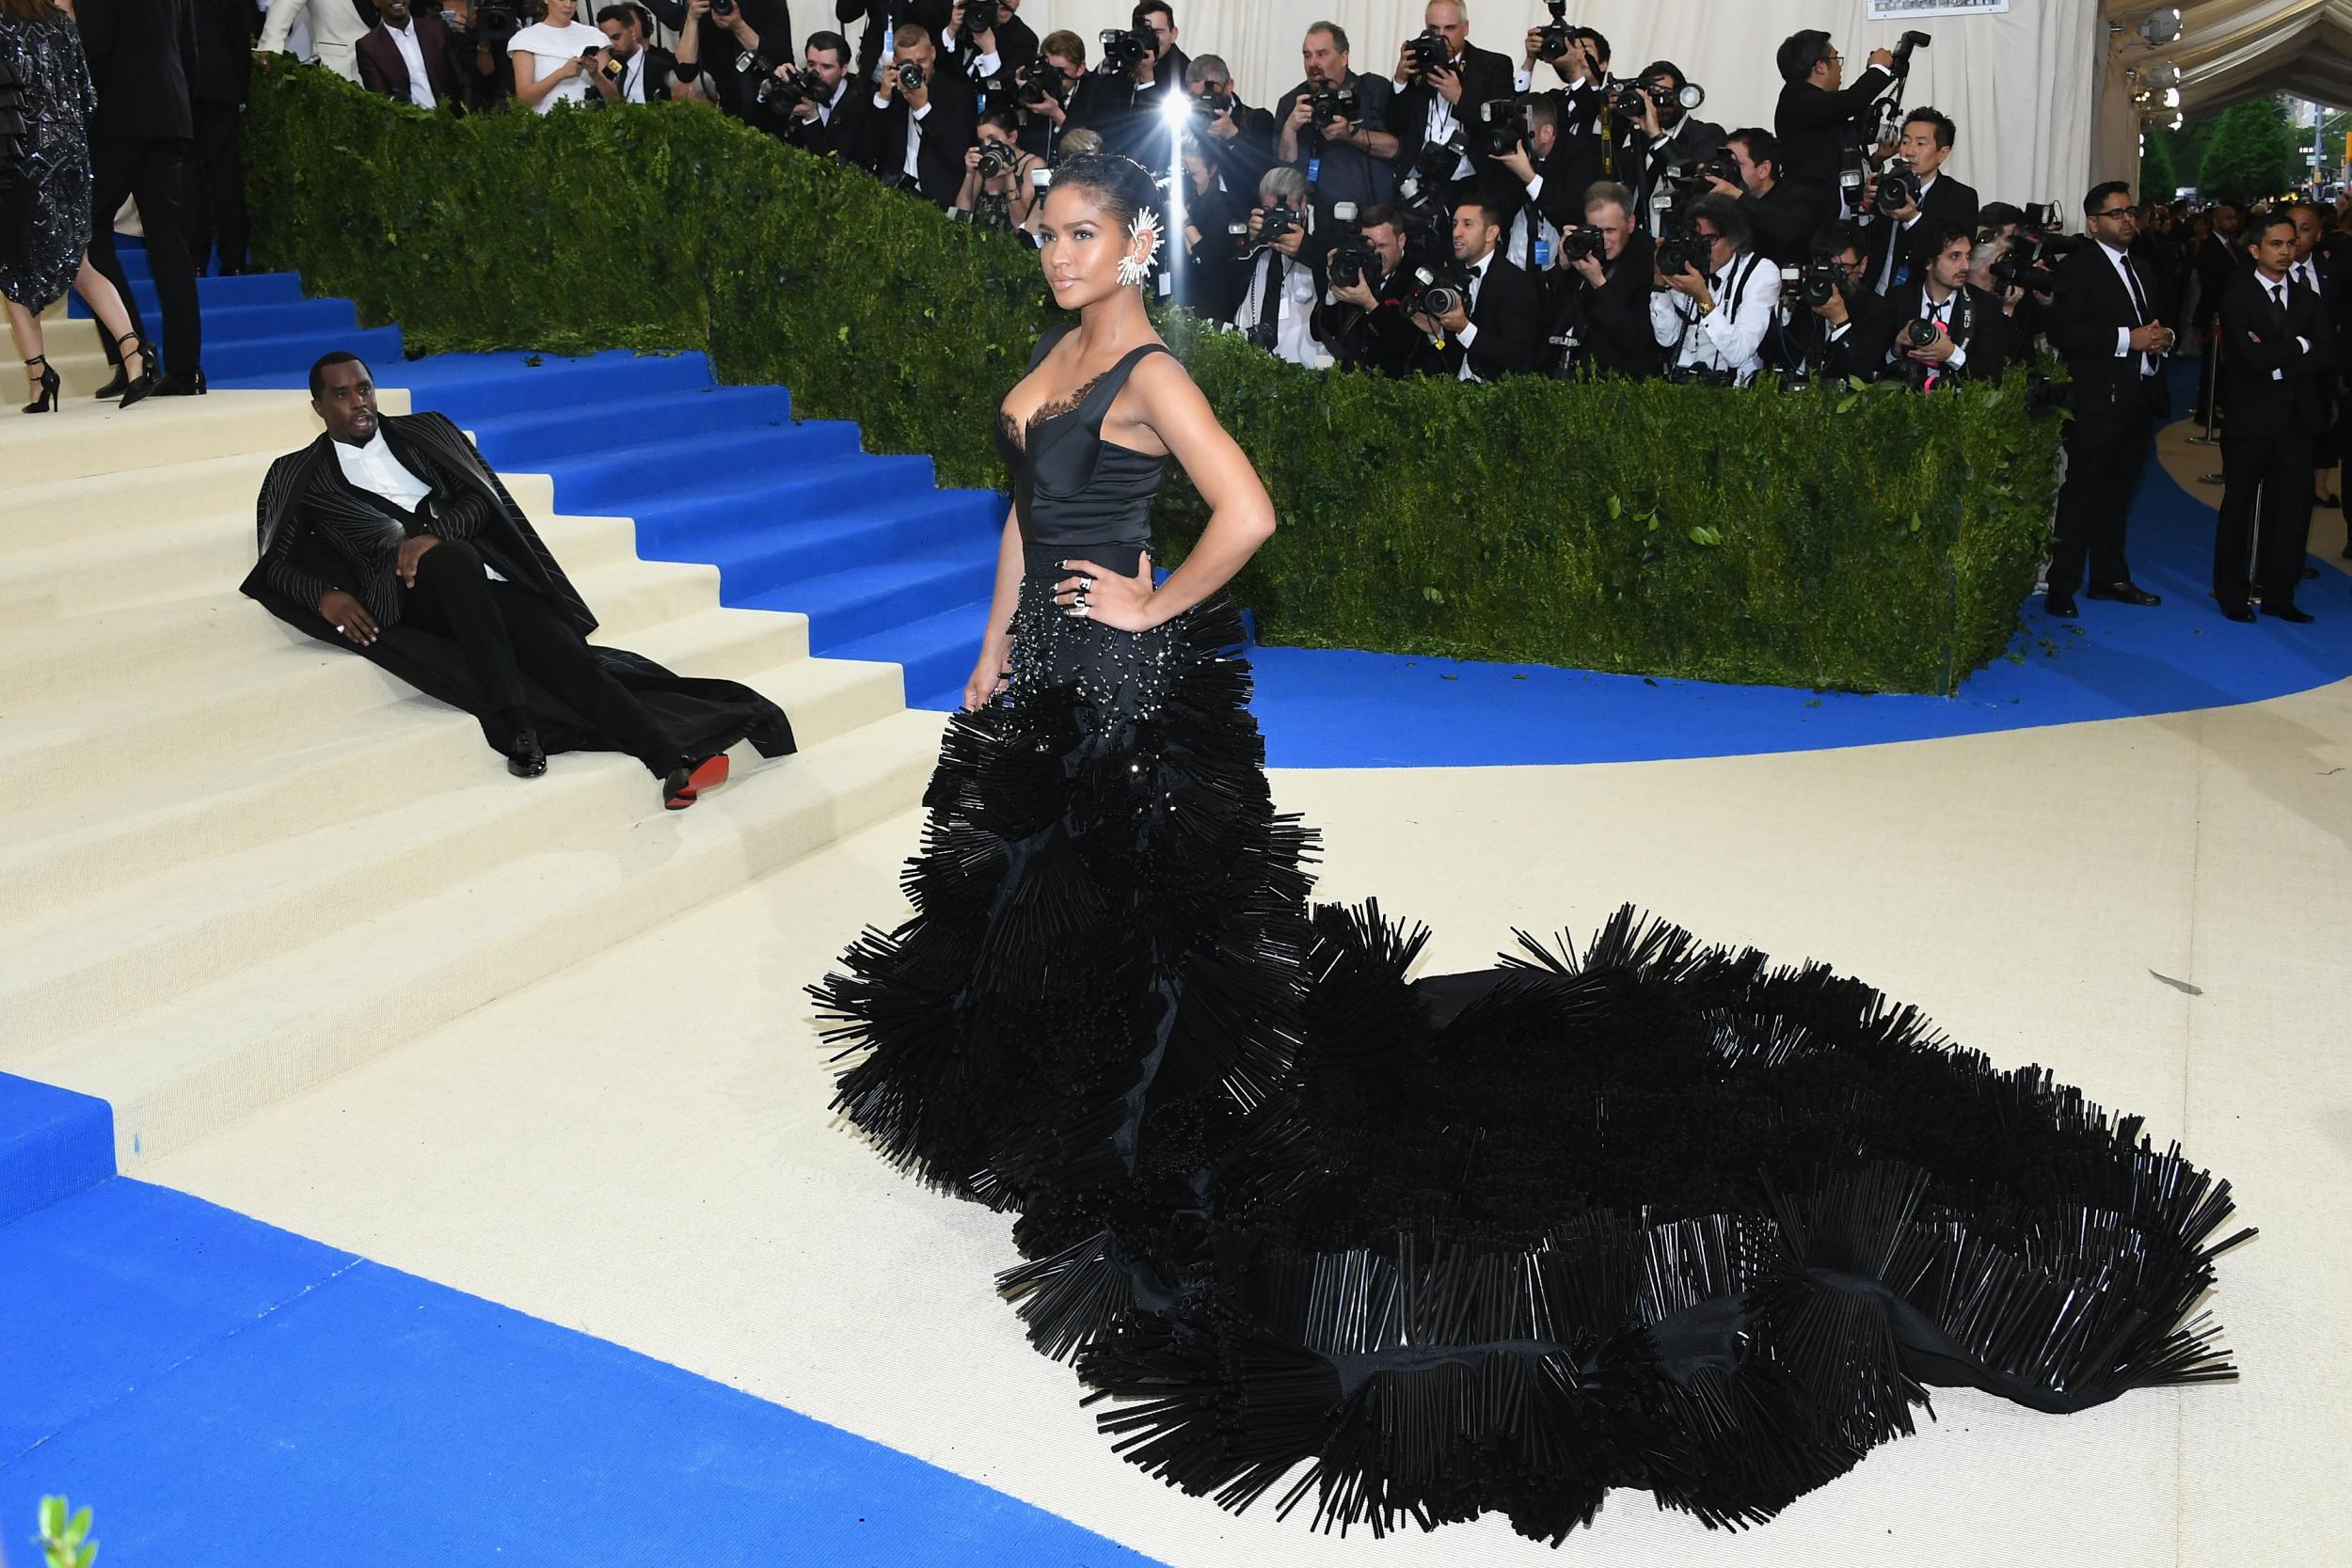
[997,363,1124,454]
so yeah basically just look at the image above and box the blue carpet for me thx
[1,1172,1158,1566]
[90,248,2352,765]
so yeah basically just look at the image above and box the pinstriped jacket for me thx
[246,411,595,636]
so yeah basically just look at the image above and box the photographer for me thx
[1514,24,1634,210]
[1545,180,1657,380]
[1232,166,1327,368]
[2043,182,2173,616]
[591,4,683,103]
[1697,127,1828,267]
[1319,203,1441,376]
[834,0,942,85]
[771,31,866,156]
[508,0,610,113]
[961,0,1038,86]
[1624,59,1724,230]
[1489,93,1574,272]
[1774,220,1897,382]
[644,0,790,116]
[1967,231,2028,323]
[1884,218,2010,388]
[1185,55,1275,198]
[1011,31,1101,166]
[1176,137,1248,317]
[1649,192,1779,384]
[1274,22,1397,216]
[2214,209,2333,621]
[953,108,1043,229]
[436,1,516,113]
[860,22,978,209]
[1130,2,1187,103]
[1388,0,1512,197]
[1772,29,1895,209]
[1861,107,1978,294]
[1410,193,1540,382]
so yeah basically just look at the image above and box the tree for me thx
[2197,96,2306,198]
[2140,132,2179,199]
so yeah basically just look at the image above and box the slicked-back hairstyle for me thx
[309,351,369,400]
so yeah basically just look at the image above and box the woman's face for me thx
[545,0,577,24]
[1036,184,1143,309]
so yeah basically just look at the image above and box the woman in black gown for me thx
[813,153,2253,1544]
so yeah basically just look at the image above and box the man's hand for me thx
[1134,49,1155,86]
[1867,46,1896,70]
[1497,140,1534,184]
[1907,329,1956,364]
[1570,250,1606,288]
[2129,321,2173,353]
[1816,290,1850,326]
[963,144,983,173]
[397,534,442,588]
[1333,275,1379,309]
[1666,263,1711,306]
[1707,174,1741,198]
[971,22,994,52]
[1636,90,1661,138]
[1521,26,1542,69]
[1394,42,1418,82]
[1285,94,1315,132]
[1034,88,1064,122]
[1887,194,1920,224]
[1272,225,1304,259]
[904,72,930,110]
[318,589,380,646]
[1323,114,1356,145]
[1434,298,1470,333]
[1206,103,1238,139]
[1428,62,1462,104]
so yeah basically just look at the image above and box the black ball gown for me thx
[810,325,2253,1544]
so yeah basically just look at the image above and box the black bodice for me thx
[994,326,1171,577]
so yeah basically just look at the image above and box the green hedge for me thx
[246,66,2060,694]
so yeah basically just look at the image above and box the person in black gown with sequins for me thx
[811,153,2254,1545]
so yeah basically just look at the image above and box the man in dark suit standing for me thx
[2285,201,2342,510]
[186,0,252,277]
[859,23,977,210]
[1861,107,1977,297]
[2214,211,2334,622]
[1411,193,1540,382]
[2043,182,2175,618]
[356,0,462,106]
[79,0,208,395]
[962,0,1036,80]
[2190,198,2243,425]
[1386,0,1513,202]
[1622,59,1725,233]
[1772,29,1895,206]
[1884,218,2010,388]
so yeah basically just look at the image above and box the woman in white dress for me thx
[507,0,609,114]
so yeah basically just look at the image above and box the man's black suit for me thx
[242,413,794,770]
[2285,249,2342,468]
[2045,242,2172,600]
[2189,230,2248,425]
[1629,112,1727,230]
[834,0,946,83]
[969,11,1038,77]
[78,0,206,379]
[777,77,870,159]
[1438,250,1541,381]
[1772,65,1890,192]
[1884,277,2010,386]
[1776,289,1898,383]
[860,74,977,209]
[356,17,462,105]
[1861,172,1979,296]
[1739,177,1832,267]
[1529,79,1641,224]
[1316,266,1442,378]
[1388,43,1514,186]
[1548,230,1657,380]
[2215,269,2335,612]
[186,0,252,274]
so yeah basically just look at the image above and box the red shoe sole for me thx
[664,752,731,811]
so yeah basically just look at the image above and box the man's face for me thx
[1302,29,1343,85]
[1424,1,1466,57]
[995,0,1018,21]
[2255,221,2298,276]
[1645,72,1685,130]
[1728,138,1770,192]
[806,44,846,87]
[1833,245,1866,285]
[1044,51,1082,84]
[1452,204,1497,263]
[2087,190,2137,250]
[598,17,638,55]
[312,360,378,446]
[1138,7,1175,58]
[1588,200,1629,261]
[1365,220,1406,273]
[380,0,412,24]
[1812,43,1843,91]
[1696,222,1731,275]
[2215,203,2241,237]
[2292,208,2321,260]
[1898,121,1947,179]
[1929,235,1970,293]
[1188,73,1228,102]
[1529,119,1556,160]
[901,33,936,70]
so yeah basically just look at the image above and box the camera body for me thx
[1900,316,1941,351]
[1394,128,1468,219]
[1190,88,1234,122]
[1662,362,1738,387]
[1890,29,1931,71]
[1260,202,1303,242]
[1655,230,1709,281]
[1309,83,1360,129]
[582,44,621,80]
[895,58,927,92]
[1402,29,1448,76]
[1559,224,1606,265]
[1788,257,1843,309]
[1534,0,1580,63]
[1326,204,1380,292]
[1014,58,1060,106]
[711,0,734,15]
[976,139,1022,179]
[1477,96,1535,154]
[1098,25,1153,74]
[1874,158,1922,216]
[1399,260,1472,321]
[473,0,522,40]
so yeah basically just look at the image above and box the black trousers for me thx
[390,539,675,774]
[2051,376,2157,596]
[2216,426,2315,610]
[85,135,204,376]
[186,101,248,274]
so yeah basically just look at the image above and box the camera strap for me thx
[1672,249,1761,368]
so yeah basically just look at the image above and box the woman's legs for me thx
[4,299,42,400]
[72,255,144,367]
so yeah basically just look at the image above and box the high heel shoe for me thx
[21,355,57,414]
[113,332,159,409]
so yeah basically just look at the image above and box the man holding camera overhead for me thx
[1622,59,1724,231]
[1860,107,1977,296]
[1514,20,1635,219]
[859,22,977,209]
[1273,22,1396,216]
[1387,1,1511,199]
[1649,193,1779,385]
[1772,29,1896,214]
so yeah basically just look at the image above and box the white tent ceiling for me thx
[2119,0,2352,114]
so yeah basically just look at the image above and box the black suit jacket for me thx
[1630,112,1727,226]
[1388,42,1513,179]
[1885,278,2010,385]
[778,76,869,158]
[356,18,462,107]
[1779,287,1899,382]
[1772,67,1891,189]
[1862,172,1979,294]
[2047,243,2171,418]
[1740,177,1832,267]
[190,0,254,104]
[2190,232,2244,332]
[2218,270,2336,435]
[860,73,977,208]
[77,0,201,141]
[1549,230,1657,380]
[973,12,1037,76]
[833,0,947,83]
[1440,251,1540,380]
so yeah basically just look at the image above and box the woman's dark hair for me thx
[0,0,66,19]
[1043,152,1159,230]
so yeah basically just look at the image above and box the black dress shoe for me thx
[91,365,129,399]
[153,369,207,397]
[2043,591,2079,619]
[2265,602,2316,624]
[2303,564,2322,580]
[2218,599,2257,623]
[2315,493,2342,509]
[662,752,729,810]
[507,728,548,778]
[2085,581,2162,606]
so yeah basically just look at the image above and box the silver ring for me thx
[334,625,346,633]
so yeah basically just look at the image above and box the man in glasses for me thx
[2043,181,2174,618]
[1772,30,1896,210]
[1775,218,1896,382]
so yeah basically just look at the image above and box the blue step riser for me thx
[546,428,876,511]
[0,1073,116,1229]
[608,457,938,549]
[803,562,1002,650]
[706,506,999,600]
[469,392,800,463]
[204,328,406,379]
[50,297,360,339]
[68,273,306,315]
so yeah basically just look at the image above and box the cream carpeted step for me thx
[0,382,952,1166]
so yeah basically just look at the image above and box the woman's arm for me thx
[962,507,1024,709]
[512,48,580,106]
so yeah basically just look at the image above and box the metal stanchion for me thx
[2189,327,2223,445]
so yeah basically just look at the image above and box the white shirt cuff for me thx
[2115,327,2131,356]
[974,49,1002,74]
[1945,341,1967,370]
[911,101,931,121]
[1524,174,1543,199]
[1456,320,1479,347]
[873,91,890,108]
[1513,68,1532,90]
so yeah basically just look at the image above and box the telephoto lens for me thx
[1902,317,1941,350]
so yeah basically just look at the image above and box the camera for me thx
[1875,158,1922,216]
[1900,317,1941,351]
[473,0,522,40]
[1098,25,1153,74]
[976,139,1022,179]
[895,58,927,92]
[734,49,775,83]
[1394,128,1467,218]
[1534,0,1581,63]
[711,0,734,14]
[1015,58,1060,106]
[2023,200,2062,231]
[1308,83,1360,128]
[1190,88,1234,121]
[758,63,828,109]
[1655,230,1709,279]
[1890,29,1931,71]
[1260,202,1302,242]
[1612,76,1704,119]
[1559,224,1606,265]
[1787,257,1844,309]
[1662,363,1738,387]
[1692,146,1742,190]
[1399,261,1472,320]
[1326,203,1380,291]
[1476,96,1535,153]
[582,44,620,80]
[1402,28,1448,76]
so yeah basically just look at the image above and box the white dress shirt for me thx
[1234,250,1325,368]
[620,48,648,103]
[1915,285,1969,370]
[1651,248,1780,383]
[334,432,508,581]
[1505,178,1559,273]
[2097,240,2161,378]
[1394,57,1475,181]
[385,20,437,109]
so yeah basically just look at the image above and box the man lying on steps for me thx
[239,352,795,810]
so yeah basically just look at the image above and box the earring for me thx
[1119,207,1162,288]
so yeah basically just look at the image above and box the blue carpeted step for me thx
[822,597,998,711]
[388,351,717,419]
[750,545,1001,652]
[687,487,996,602]
[205,325,406,384]
[619,452,941,557]
[547,422,877,513]
[0,1072,115,1229]
[69,271,305,316]
[464,386,797,466]
[53,294,358,342]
